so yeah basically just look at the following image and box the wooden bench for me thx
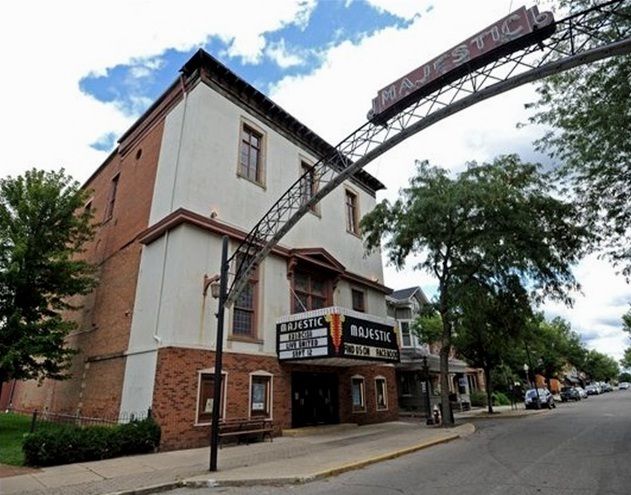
[218,418,274,447]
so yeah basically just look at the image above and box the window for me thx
[196,372,226,424]
[300,162,318,212]
[345,189,359,234]
[239,123,264,185]
[232,254,258,338]
[250,373,272,418]
[292,270,330,313]
[375,377,388,410]
[351,289,365,312]
[351,376,366,412]
[104,174,119,221]
[400,373,413,396]
[400,321,412,347]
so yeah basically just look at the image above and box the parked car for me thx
[524,388,556,409]
[585,385,600,395]
[575,386,588,399]
[602,383,614,392]
[618,382,630,391]
[560,386,581,402]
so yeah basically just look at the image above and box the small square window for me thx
[351,289,365,313]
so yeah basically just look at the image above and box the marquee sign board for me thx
[276,307,399,363]
[368,5,555,123]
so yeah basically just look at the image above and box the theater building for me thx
[5,49,400,450]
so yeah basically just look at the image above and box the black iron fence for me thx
[9,408,151,433]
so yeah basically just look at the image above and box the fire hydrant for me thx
[432,404,441,425]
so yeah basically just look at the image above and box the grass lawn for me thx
[0,413,63,466]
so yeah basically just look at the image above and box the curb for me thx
[105,425,475,494]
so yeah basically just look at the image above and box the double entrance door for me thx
[291,372,339,427]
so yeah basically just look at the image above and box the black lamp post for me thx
[209,236,229,472]
[422,356,434,425]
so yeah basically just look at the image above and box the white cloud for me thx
[265,39,307,68]
[0,0,627,363]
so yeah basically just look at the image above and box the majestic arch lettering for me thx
[225,0,631,306]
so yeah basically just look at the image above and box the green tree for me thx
[619,371,631,382]
[527,0,631,275]
[361,155,588,425]
[622,348,631,370]
[452,277,532,414]
[583,350,620,382]
[622,308,631,369]
[0,169,95,398]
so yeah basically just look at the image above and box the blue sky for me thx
[2,0,629,361]
[81,1,419,151]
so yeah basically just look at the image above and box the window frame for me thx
[351,375,366,413]
[195,370,228,426]
[237,119,266,188]
[344,188,360,236]
[249,371,273,419]
[104,173,120,222]
[375,376,388,411]
[300,160,320,216]
[351,288,366,313]
[399,320,413,348]
[230,253,260,341]
[291,269,332,314]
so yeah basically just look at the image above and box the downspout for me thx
[153,74,190,345]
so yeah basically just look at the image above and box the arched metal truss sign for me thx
[226,0,631,305]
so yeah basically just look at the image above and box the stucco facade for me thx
[5,50,399,448]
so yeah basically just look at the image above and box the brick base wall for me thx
[152,346,399,451]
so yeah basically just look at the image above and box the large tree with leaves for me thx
[0,169,95,399]
[361,155,589,425]
[527,0,631,275]
[622,308,631,369]
[583,349,620,382]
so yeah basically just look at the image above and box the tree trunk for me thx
[484,366,494,414]
[439,305,453,427]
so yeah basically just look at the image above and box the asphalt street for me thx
[167,390,631,495]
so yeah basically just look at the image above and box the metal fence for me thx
[9,408,151,433]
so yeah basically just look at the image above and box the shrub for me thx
[22,417,160,467]
[470,390,487,407]
[492,391,511,406]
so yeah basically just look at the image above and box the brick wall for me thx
[152,346,399,451]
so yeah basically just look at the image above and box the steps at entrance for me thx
[283,423,359,437]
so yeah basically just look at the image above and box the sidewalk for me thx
[455,403,549,419]
[0,421,474,495]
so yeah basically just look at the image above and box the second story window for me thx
[351,289,365,312]
[400,321,412,347]
[345,189,359,235]
[300,162,317,212]
[104,173,120,222]
[239,123,264,185]
[232,254,258,339]
[292,270,329,313]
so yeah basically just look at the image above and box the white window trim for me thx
[248,370,273,420]
[195,369,228,426]
[351,374,366,413]
[399,319,413,348]
[375,376,388,411]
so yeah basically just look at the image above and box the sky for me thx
[1,0,629,363]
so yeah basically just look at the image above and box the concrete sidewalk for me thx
[455,403,550,420]
[0,421,474,495]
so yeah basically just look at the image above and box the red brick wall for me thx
[152,346,399,451]
[10,118,165,418]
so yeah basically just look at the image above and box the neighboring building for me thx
[4,49,400,450]
[387,287,485,415]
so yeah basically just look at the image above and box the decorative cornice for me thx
[138,208,392,294]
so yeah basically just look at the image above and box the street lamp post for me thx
[422,356,433,425]
[209,236,229,472]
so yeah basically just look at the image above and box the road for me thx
[168,391,631,495]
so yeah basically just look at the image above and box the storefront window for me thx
[197,372,226,424]
[250,374,272,417]
[375,377,388,410]
[351,376,365,412]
